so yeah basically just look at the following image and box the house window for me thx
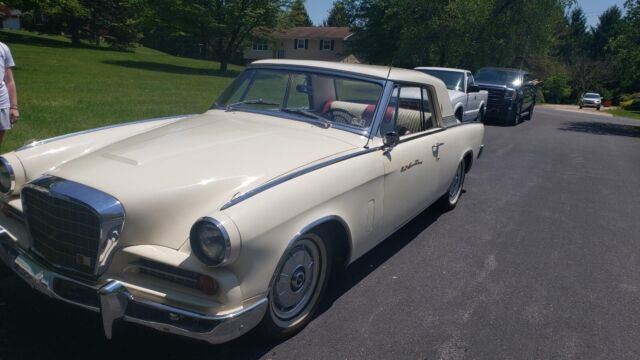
[319,39,335,51]
[252,40,268,51]
[294,39,308,49]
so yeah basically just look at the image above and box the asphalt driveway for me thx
[1,107,639,360]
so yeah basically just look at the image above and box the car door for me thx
[465,73,480,121]
[379,85,443,231]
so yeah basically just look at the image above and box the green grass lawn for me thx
[606,108,640,120]
[0,30,244,151]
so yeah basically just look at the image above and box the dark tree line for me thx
[334,0,640,103]
[5,0,311,72]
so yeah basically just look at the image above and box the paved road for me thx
[1,108,639,360]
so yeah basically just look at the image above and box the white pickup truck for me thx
[415,67,488,123]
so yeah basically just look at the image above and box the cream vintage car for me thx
[0,60,484,344]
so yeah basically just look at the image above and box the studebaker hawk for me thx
[0,59,484,344]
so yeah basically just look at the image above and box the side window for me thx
[380,85,435,137]
[467,74,476,88]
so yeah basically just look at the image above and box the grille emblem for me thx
[76,254,92,267]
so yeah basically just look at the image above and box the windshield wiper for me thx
[280,108,332,129]
[226,99,280,111]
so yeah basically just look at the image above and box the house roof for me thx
[273,27,352,40]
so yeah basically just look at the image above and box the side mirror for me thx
[467,84,480,93]
[383,132,400,149]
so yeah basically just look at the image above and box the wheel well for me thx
[310,219,351,271]
[455,107,463,120]
[463,151,474,173]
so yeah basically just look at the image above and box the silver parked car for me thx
[579,92,603,110]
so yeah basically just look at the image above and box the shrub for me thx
[542,74,572,104]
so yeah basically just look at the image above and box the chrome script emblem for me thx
[401,159,424,173]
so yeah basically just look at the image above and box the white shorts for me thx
[0,108,11,130]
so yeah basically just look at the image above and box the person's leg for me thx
[0,108,10,150]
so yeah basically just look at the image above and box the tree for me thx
[344,0,568,69]
[143,0,282,72]
[590,5,623,59]
[324,0,350,27]
[608,0,640,94]
[6,0,141,47]
[286,0,313,27]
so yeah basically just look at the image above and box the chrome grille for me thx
[21,176,125,278]
[486,89,505,106]
[23,187,101,274]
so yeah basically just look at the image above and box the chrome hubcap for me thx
[448,163,464,202]
[271,239,321,321]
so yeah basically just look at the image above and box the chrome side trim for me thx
[220,147,381,210]
[16,114,195,152]
[22,175,125,277]
[0,156,15,197]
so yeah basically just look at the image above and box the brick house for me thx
[244,27,358,63]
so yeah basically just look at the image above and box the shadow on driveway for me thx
[558,121,640,138]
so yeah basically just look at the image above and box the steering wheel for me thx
[327,109,363,126]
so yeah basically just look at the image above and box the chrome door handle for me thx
[432,142,445,160]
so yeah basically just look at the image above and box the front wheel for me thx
[525,104,535,120]
[438,161,466,211]
[257,230,333,341]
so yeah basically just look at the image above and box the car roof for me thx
[251,59,440,84]
[415,66,468,74]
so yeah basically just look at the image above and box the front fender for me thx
[222,149,385,301]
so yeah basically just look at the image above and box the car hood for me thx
[47,109,361,248]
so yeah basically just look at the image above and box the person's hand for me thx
[10,108,19,124]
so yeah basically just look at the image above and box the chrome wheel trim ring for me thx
[270,236,326,328]
[448,163,464,203]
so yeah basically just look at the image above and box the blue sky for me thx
[306,0,627,27]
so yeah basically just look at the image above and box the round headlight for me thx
[190,217,231,267]
[0,157,15,196]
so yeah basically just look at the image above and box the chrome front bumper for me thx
[0,230,267,344]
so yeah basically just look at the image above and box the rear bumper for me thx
[0,228,267,344]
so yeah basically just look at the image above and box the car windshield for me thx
[475,68,521,87]
[418,69,464,92]
[584,93,601,99]
[215,68,384,132]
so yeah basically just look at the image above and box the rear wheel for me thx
[439,161,466,211]
[257,230,333,341]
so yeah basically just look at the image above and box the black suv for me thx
[475,67,537,126]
